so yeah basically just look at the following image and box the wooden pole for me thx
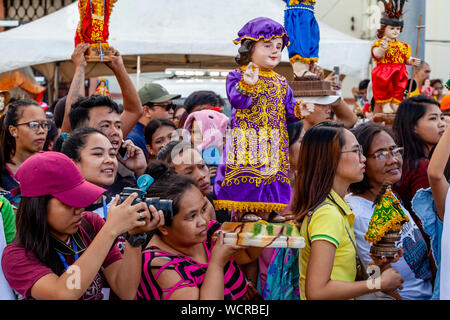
[407,14,425,98]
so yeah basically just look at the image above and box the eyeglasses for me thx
[14,120,51,132]
[341,144,364,160]
[146,102,176,111]
[154,102,175,111]
[367,147,403,162]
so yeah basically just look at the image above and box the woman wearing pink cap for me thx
[1,151,164,300]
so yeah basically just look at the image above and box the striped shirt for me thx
[137,220,247,300]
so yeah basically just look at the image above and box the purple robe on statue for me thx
[213,66,301,214]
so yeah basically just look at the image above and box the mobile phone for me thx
[333,66,340,85]
[118,140,128,160]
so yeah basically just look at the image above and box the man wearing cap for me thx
[125,83,180,158]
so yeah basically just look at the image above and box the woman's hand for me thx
[379,267,404,292]
[128,204,165,235]
[104,193,150,237]
[117,139,147,177]
[243,62,259,86]
[210,231,243,268]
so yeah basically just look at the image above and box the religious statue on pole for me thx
[371,0,421,114]
[75,0,118,62]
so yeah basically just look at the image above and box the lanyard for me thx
[57,238,79,270]
[102,196,108,220]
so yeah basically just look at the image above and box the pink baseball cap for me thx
[15,151,106,208]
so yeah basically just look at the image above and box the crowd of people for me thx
[0,26,449,301]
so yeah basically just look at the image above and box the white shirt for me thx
[346,194,432,300]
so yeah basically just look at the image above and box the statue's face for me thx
[385,25,401,40]
[251,38,283,70]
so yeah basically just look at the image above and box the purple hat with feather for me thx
[233,17,290,47]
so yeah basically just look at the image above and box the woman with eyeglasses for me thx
[346,123,433,300]
[293,121,403,300]
[0,99,50,198]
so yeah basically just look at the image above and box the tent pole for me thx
[136,55,141,89]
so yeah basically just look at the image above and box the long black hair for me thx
[14,195,66,275]
[392,94,441,171]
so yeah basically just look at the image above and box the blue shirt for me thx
[125,122,148,158]
[412,187,446,300]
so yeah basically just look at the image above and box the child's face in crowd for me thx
[336,129,366,185]
[87,106,123,151]
[251,38,283,70]
[9,105,48,154]
[147,125,177,157]
[364,131,403,188]
[161,186,210,246]
[75,133,118,186]
[47,197,84,242]
[171,148,211,195]
[414,103,446,151]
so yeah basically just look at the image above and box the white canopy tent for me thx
[0,0,372,83]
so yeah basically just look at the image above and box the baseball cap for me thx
[15,151,106,208]
[138,83,181,105]
[302,95,341,106]
[441,94,450,112]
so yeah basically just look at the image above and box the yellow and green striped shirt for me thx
[299,189,357,300]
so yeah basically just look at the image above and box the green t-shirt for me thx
[0,195,16,244]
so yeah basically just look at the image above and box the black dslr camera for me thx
[118,187,174,223]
